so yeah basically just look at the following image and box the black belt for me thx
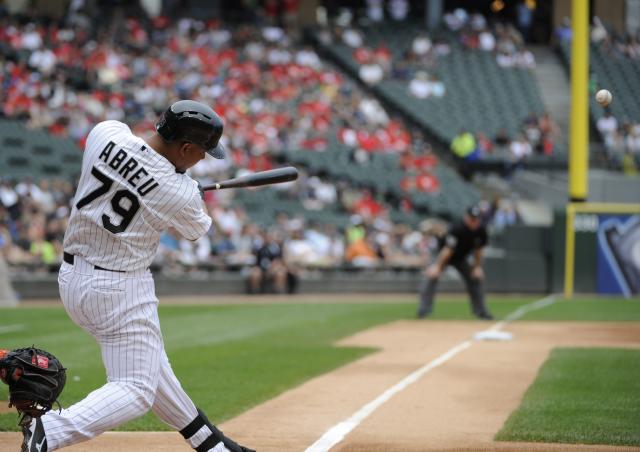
[63,252,126,273]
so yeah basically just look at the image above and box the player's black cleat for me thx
[476,312,494,321]
[21,416,47,452]
[182,409,255,452]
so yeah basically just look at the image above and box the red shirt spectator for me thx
[415,172,440,193]
[353,47,373,64]
[354,191,384,218]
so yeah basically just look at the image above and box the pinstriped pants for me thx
[41,256,201,450]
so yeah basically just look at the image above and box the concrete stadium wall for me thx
[10,255,549,300]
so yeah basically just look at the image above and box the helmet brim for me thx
[206,142,225,159]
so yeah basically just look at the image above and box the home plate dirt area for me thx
[2,320,639,451]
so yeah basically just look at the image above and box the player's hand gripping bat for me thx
[200,166,298,191]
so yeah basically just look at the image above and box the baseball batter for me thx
[21,100,254,452]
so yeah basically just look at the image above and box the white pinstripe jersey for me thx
[63,120,212,271]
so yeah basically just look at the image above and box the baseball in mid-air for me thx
[595,89,612,107]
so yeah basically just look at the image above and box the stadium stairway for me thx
[530,46,570,150]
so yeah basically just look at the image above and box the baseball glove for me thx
[0,347,66,418]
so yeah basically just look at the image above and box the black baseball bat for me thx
[201,166,299,191]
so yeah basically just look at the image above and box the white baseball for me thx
[595,89,612,107]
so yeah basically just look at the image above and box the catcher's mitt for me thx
[0,347,66,418]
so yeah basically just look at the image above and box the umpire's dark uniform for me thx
[417,206,494,320]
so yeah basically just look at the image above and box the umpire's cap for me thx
[156,100,225,159]
[466,205,482,219]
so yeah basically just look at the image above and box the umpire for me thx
[417,205,494,320]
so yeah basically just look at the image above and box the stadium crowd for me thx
[554,15,640,173]
[1,10,441,209]
[596,111,640,174]
[0,173,518,289]
[326,7,563,172]
[0,7,524,291]
[336,8,536,92]
[450,111,560,166]
[587,18,640,174]
[0,174,441,280]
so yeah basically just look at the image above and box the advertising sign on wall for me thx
[597,215,640,297]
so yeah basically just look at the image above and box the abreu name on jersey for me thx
[98,141,159,197]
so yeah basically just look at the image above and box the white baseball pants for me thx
[41,256,221,451]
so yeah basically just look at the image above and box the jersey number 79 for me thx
[76,167,141,234]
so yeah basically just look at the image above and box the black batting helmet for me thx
[156,100,225,159]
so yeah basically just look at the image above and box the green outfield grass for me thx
[496,348,640,446]
[0,296,639,433]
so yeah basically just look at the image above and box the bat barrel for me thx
[201,166,298,191]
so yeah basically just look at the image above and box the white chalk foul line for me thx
[489,294,557,332]
[0,324,24,334]
[305,340,472,452]
[305,295,557,452]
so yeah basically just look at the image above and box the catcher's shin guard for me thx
[180,408,255,452]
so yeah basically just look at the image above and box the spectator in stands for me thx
[494,128,511,150]
[388,0,409,21]
[0,180,20,219]
[248,230,290,294]
[603,128,626,167]
[211,230,237,265]
[475,131,494,156]
[470,13,487,31]
[417,205,494,320]
[401,170,440,193]
[451,129,478,161]
[295,46,322,69]
[366,0,384,23]
[341,27,364,48]
[28,226,58,268]
[306,223,344,266]
[496,49,515,68]
[554,17,572,44]
[597,111,618,139]
[411,33,432,58]
[516,0,535,42]
[444,9,468,32]
[491,199,519,231]
[353,189,384,220]
[509,133,532,166]
[343,215,363,241]
[284,227,318,267]
[538,112,560,141]
[345,234,379,267]
[591,17,608,44]
[523,113,542,148]
[515,48,536,69]
[408,71,431,99]
[433,37,451,56]
[303,176,338,211]
[359,58,384,86]
[391,54,413,80]
[478,28,496,52]
[409,72,445,99]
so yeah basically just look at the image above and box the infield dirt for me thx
[2,317,639,451]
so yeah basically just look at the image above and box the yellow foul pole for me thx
[569,0,589,201]
[565,0,589,298]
